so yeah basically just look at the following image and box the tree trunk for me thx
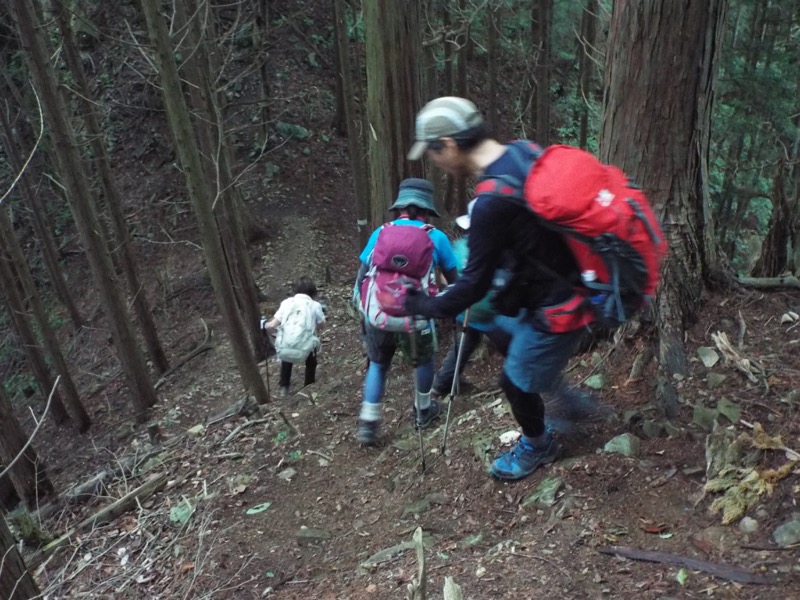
[172,0,265,364]
[600,0,728,416]
[10,0,159,422]
[253,0,271,147]
[534,0,552,145]
[486,5,500,133]
[577,0,597,150]
[331,0,346,136]
[0,516,40,599]
[54,0,169,375]
[0,246,71,427]
[139,0,270,404]
[334,0,371,247]
[364,0,426,229]
[0,207,90,431]
[752,161,797,276]
[0,384,55,507]
[0,104,84,330]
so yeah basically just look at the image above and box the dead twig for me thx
[306,449,332,462]
[598,545,779,585]
[215,417,270,447]
[0,376,58,482]
[737,310,747,350]
[155,319,213,390]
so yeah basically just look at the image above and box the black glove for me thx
[404,288,434,317]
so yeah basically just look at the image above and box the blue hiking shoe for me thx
[490,433,562,480]
[412,399,441,430]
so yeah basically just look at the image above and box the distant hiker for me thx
[262,276,326,398]
[405,97,665,480]
[354,178,459,445]
[431,199,510,399]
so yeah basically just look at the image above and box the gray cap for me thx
[407,97,484,160]
[389,178,440,217]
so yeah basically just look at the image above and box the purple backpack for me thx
[360,222,437,332]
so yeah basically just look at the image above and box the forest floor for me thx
[20,199,800,599]
[6,1,800,598]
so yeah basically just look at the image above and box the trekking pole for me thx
[262,329,273,400]
[409,330,426,472]
[441,308,471,453]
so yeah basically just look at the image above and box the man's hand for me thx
[404,288,433,317]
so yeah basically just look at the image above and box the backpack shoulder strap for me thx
[474,141,543,200]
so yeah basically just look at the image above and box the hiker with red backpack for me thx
[354,178,459,445]
[404,97,666,480]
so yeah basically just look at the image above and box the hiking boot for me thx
[278,386,289,399]
[412,399,441,430]
[490,432,561,480]
[356,419,381,445]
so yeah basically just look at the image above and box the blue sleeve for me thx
[430,229,458,272]
[359,227,382,264]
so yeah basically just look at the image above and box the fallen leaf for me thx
[246,502,272,515]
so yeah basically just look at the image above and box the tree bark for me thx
[139,0,270,404]
[55,0,169,375]
[364,0,426,228]
[0,516,40,599]
[10,0,159,422]
[600,0,728,416]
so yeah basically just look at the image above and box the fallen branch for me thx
[215,418,270,447]
[155,319,213,390]
[737,275,800,290]
[29,472,169,567]
[598,545,778,585]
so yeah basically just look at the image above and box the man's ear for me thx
[440,137,458,150]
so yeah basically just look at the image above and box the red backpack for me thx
[476,142,667,328]
[359,221,438,332]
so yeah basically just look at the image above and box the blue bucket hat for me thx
[389,178,440,217]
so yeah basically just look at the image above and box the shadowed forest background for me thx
[1,1,799,598]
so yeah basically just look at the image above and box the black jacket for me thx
[412,144,580,319]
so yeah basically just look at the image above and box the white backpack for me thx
[275,297,319,364]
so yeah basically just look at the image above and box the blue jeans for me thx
[362,323,435,405]
[495,311,584,394]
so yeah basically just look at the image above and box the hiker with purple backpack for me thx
[354,178,459,445]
